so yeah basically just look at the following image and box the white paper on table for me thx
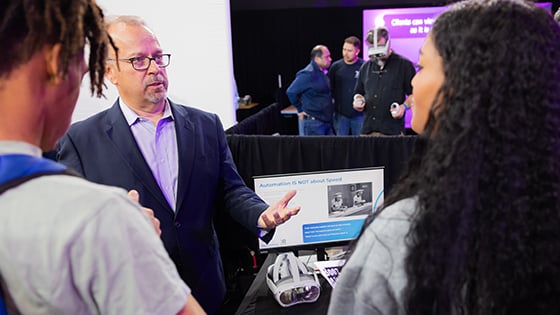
[313,259,346,287]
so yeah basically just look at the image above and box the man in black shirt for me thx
[328,36,364,135]
[353,26,415,135]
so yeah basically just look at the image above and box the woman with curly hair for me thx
[328,0,560,314]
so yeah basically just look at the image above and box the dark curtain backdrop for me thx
[232,0,558,11]
[232,0,450,11]
[230,1,558,108]
[226,134,417,193]
[231,7,364,107]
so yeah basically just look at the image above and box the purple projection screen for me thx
[362,6,445,65]
[362,2,552,128]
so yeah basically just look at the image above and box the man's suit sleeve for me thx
[213,114,269,237]
[56,132,86,176]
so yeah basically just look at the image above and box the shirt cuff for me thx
[257,226,271,238]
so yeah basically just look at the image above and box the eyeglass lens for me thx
[133,55,170,70]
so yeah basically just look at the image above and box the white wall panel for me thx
[73,0,237,128]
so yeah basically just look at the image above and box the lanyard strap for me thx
[0,154,75,314]
[0,154,72,195]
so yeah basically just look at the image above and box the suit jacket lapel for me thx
[170,101,195,213]
[104,101,173,213]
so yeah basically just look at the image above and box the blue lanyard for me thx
[0,154,68,314]
[0,296,5,315]
[0,154,66,186]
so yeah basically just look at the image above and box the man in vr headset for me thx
[352,26,416,136]
[367,26,391,67]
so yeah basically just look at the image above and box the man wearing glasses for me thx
[56,15,300,315]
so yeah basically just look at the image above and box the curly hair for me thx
[0,0,109,97]
[360,0,560,313]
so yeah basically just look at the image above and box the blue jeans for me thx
[303,118,334,135]
[334,113,364,135]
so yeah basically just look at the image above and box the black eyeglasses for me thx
[108,54,171,71]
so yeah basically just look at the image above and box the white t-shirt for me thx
[0,141,190,315]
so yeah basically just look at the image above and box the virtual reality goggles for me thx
[366,26,390,58]
[266,252,321,307]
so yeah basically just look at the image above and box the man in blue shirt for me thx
[328,36,364,135]
[287,45,334,135]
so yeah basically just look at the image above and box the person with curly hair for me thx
[328,0,560,314]
[0,1,204,314]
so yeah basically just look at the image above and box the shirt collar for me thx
[119,98,174,126]
[0,141,42,157]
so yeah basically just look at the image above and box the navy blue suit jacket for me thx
[57,99,269,314]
